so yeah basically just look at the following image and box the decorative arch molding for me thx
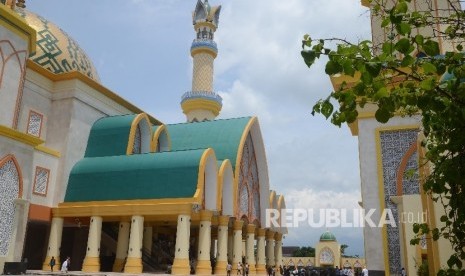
[127,113,152,155]
[0,154,23,256]
[319,246,335,265]
[396,142,419,196]
[233,117,270,227]
[193,148,218,211]
[0,40,27,87]
[218,159,234,216]
[151,124,171,152]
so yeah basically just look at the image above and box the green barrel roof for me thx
[84,114,137,158]
[64,149,207,202]
[167,117,252,169]
[320,231,337,242]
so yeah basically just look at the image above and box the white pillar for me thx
[274,233,283,269]
[214,216,229,275]
[232,220,243,271]
[196,210,213,274]
[172,214,191,275]
[42,217,64,270]
[255,228,266,275]
[246,224,256,275]
[82,216,103,272]
[124,215,144,273]
[265,230,275,267]
[112,221,130,272]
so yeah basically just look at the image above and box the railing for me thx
[181,91,223,105]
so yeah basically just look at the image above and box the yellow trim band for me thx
[0,124,43,146]
[35,145,61,157]
[181,98,222,116]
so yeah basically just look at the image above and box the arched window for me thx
[132,125,142,154]
[238,133,260,221]
[0,155,21,256]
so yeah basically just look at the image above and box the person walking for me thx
[227,262,232,276]
[49,256,56,272]
[61,257,70,273]
[362,266,368,276]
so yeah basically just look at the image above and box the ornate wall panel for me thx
[0,158,20,256]
[238,133,260,222]
[26,111,43,137]
[379,129,419,274]
[33,166,49,196]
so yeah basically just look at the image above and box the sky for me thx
[26,0,372,256]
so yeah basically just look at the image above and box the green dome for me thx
[320,231,337,242]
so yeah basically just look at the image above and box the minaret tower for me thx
[181,0,222,122]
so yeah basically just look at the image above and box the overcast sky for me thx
[26,0,371,256]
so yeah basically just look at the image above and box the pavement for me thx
[21,270,171,276]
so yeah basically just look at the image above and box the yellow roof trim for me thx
[35,144,61,157]
[26,60,162,125]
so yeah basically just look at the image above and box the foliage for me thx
[417,260,429,276]
[293,246,316,257]
[301,0,465,273]
[340,244,349,256]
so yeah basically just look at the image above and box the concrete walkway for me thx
[25,270,171,276]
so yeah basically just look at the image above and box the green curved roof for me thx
[64,149,207,202]
[320,231,337,242]
[167,117,252,169]
[85,114,137,158]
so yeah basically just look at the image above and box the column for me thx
[196,210,213,274]
[143,226,153,255]
[42,217,64,270]
[232,220,243,271]
[172,214,191,275]
[214,216,229,275]
[265,230,275,267]
[112,221,130,272]
[274,233,283,269]
[124,215,144,273]
[228,231,233,262]
[255,228,266,275]
[82,216,103,272]
[246,224,256,275]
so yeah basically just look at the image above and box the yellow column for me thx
[82,216,103,272]
[42,217,63,270]
[255,228,266,275]
[112,221,130,272]
[196,210,213,274]
[214,216,229,275]
[124,215,144,274]
[274,233,283,269]
[143,226,153,255]
[265,230,275,267]
[232,220,244,271]
[246,224,256,275]
[172,214,191,275]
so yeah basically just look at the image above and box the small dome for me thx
[320,230,337,242]
[16,9,100,82]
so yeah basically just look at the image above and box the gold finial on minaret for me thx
[181,0,222,123]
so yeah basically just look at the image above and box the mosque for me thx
[0,0,288,274]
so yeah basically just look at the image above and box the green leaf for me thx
[382,42,395,55]
[397,22,411,35]
[321,100,334,119]
[366,62,382,77]
[422,62,437,74]
[401,55,415,67]
[325,60,342,75]
[395,38,411,54]
[420,78,435,90]
[301,50,316,67]
[375,107,390,123]
[381,17,391,28]
[423,40,440,56]
[414,35,424,46]
[374,87,389,100]
[395,1,408,13]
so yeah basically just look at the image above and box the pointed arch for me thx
[151,124,171,152]
[127,113,152,155]
[218,159,234,216]
[193,148,218,211]
[0,154,23,256]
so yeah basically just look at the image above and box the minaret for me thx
[181,0,222,122]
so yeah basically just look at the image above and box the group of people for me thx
[226,262,251,276]
[48,256,71,273]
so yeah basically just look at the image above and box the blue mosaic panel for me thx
[380,129,420,274]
